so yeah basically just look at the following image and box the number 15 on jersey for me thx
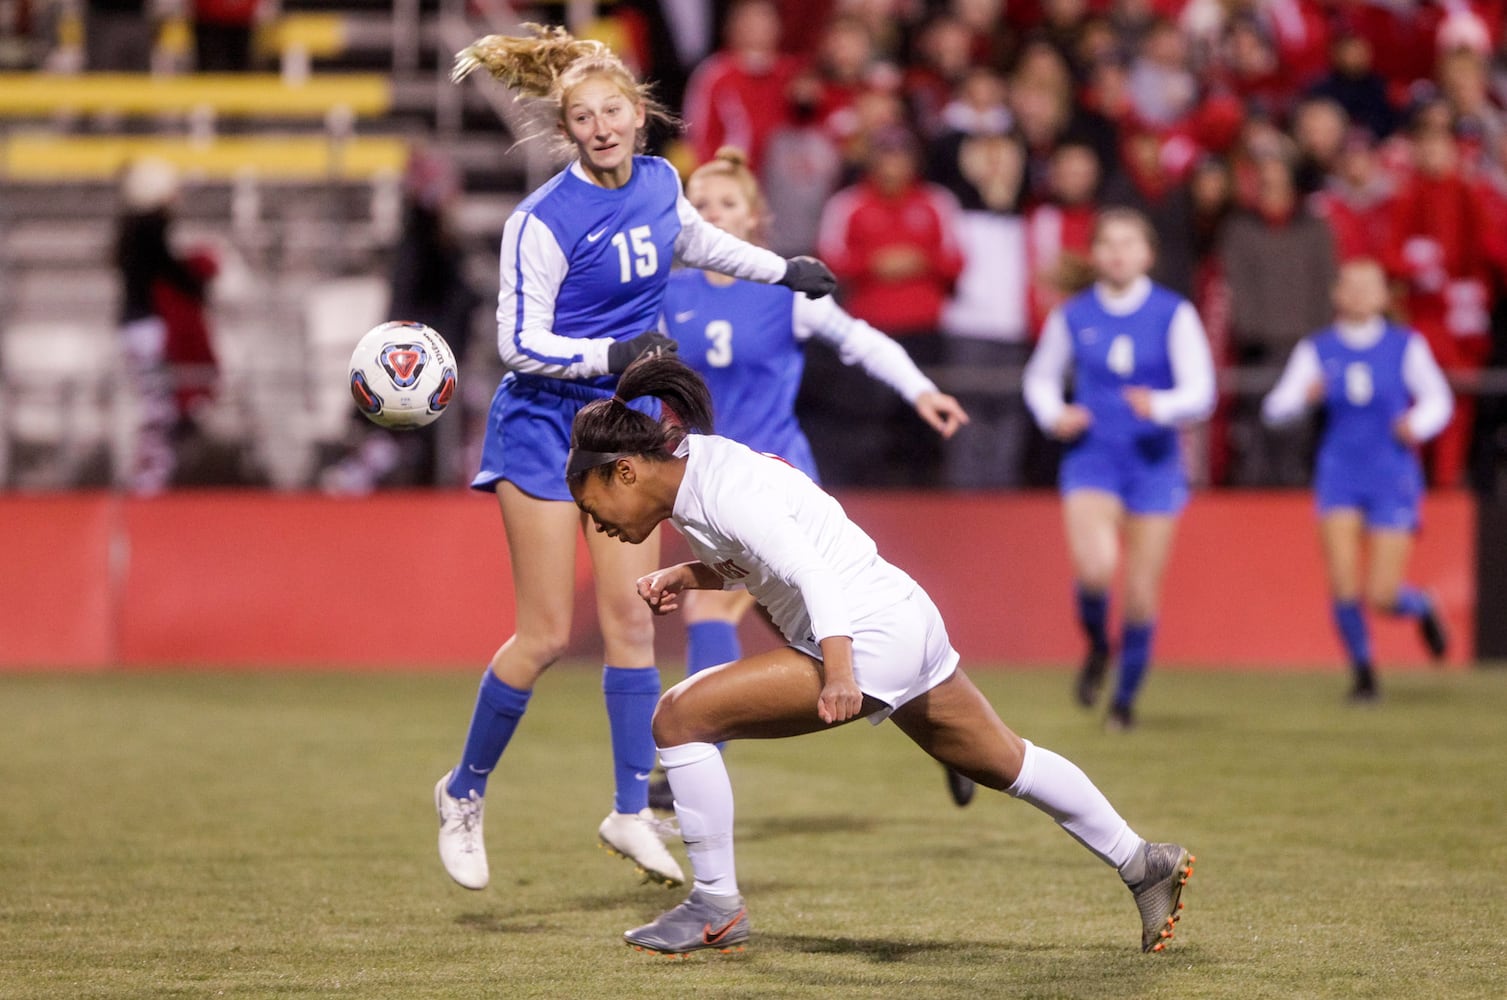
[611,225,659,283]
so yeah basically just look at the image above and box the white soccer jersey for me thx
[671,434,918,652]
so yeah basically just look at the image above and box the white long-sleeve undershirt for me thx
[792,295,938,404]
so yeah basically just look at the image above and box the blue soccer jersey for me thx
[661,272,816,474]
[1024,278,1215,514]
[501,156,683,391]
[1311,324,1425,528]
[1059,283,1183,453]
[1312,323,1414,477]
[1262,319,1453,529]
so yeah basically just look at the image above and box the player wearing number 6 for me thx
[434,26,837,894]
[1023,208,1215,730]
[1261,259,1453,702]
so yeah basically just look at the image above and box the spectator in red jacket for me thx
[1388,120,1493,486]
[819,125,965,344]
[1437,47,1506,169]
[809,125,965,485]
[1218,17,1297,122]
[1309,128,1395,263]
[683,0,803,171]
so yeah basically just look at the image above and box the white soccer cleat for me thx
[598,808,685,887]
[435,773,489,890]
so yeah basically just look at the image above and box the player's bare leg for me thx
[436,485,580,890]
[626,648,884,955]
[890,670,1194,951]
[1063,490,1123,709]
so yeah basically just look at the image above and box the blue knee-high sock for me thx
[1390,585,1431,619]
[1332,599,1372,672]
[1076,586,1110,654]
[447,669,532,801]
[1113,621,1155,709]
[686,621,741,677]
[603,666,661,815]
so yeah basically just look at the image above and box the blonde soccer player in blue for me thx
[433,25,837,893]
[1023,208,1216,730]
[564,354,1194,957]
[1262,258,1453,702]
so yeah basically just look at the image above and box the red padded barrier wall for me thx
[0,490,1475,670]
[0,495,116,667]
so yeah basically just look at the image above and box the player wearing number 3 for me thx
[1262,259,1452,702]
[1023,209,1215,730]
[433,26,838,893]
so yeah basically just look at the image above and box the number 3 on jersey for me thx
[611,225,658,283]
[704,320,733,368]
[1106,333,1135,377]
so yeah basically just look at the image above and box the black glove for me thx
[607,330,678,374]
[779,255,838,298]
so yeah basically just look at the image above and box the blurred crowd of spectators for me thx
[604,0,1507,491]
[12,0,1507,494]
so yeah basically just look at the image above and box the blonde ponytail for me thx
[452,24,608,93]
[451,23,677,149]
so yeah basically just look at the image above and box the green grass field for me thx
[2,665,1504,999]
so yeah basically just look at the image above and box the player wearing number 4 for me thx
[658,147,976,806]
[1262,259,1453,702]
[434,25,838,894]
[565,355,1194,958]
[1023,208,1215,730]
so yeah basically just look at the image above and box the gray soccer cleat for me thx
[624,887,750,957]
[1128,842,1194,953]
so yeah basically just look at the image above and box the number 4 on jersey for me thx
[1107,334,1135,377]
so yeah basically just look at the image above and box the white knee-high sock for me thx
[1008,739,1144,870]
[659,741,739,898]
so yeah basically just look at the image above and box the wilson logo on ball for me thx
[380,344,428,388]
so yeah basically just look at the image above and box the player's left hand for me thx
[915,391,970,439]
[636,567,690,616]
[1123,387,1156,420]
[817,677,864,725]
[780,256,838,298]
[1394,415,1419,446]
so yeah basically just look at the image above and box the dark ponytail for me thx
[566,354,714,489]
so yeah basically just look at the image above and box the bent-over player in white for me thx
[564,354,1196,958]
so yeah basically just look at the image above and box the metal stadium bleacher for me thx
[0,0,546,491]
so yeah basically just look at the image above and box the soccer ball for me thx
[349,321,458,429]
